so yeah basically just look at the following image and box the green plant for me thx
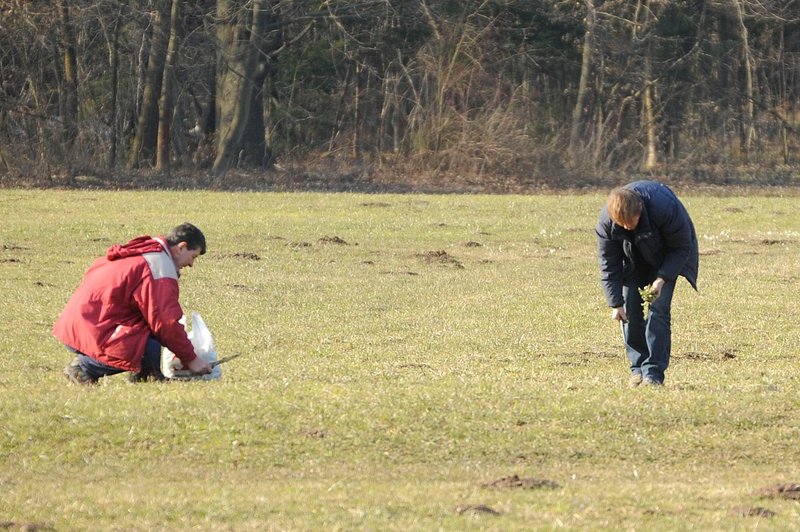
[638,284,658,318]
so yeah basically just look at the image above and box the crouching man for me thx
[53,222,212,384]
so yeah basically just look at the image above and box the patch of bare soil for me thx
[680,348,737,361]
[397,363,432,370]
[229,283,259,292]
[221,252,261,260]
[299,428,327,438]
[756,483,800,500]
[557,351,619,366]
[318,235,349,245]
[0,522,54,531]
[417,250,464,269]
[481,474,560,490]
[730,506,776,518]
[462,241,482,247]
[454,504,500,516]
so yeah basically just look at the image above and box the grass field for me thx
[1,188,799,530]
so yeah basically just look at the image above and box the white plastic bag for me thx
[161,312,221,380]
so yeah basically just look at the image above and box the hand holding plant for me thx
[638,284,658,319]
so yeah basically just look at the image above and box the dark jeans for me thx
[621,278,676,383]
[66,336,163,380]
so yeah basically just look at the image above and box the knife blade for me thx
[210,354,241,368]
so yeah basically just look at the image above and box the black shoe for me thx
[128,368,166,383]
[64,357,96,385]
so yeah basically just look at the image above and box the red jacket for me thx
[53,235,197,372]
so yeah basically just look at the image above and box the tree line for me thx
[0,0,797,185]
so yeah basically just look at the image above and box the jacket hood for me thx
[107,235,166,261]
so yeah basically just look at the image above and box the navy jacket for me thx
[596,181,699,308]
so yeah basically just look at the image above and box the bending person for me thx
[596,181,699,387]
[53,222,212,384]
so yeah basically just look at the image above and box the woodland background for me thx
[1,0,798,190]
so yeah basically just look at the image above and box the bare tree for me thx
[212,0,270,177]
[128,0,170,169]
[156,0,182,173]
[731,0,757,161]
[570,0,596,159]
[56,0,79,169]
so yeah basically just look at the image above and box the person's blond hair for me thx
[607,187,643,227]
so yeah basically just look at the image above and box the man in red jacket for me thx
[53,222,212,384]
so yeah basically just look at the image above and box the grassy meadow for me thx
[1,188,799,530]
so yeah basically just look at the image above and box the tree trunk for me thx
[732,0,755,161]
[108,9,122,169]
[634,0,658,171]
[156,0,182,173]
[642,59,658,170]
[569,0,595,158]
[57,0,79,163]
[128,0,170,169]
[238,60,271,167]
[212,0,269,177]
[352,62,361,158]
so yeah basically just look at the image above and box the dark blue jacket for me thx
[596,181,698,308]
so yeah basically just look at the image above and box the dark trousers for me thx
[67,336,163,380]
[621,277,676,383]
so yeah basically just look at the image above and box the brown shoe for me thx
[642,377,663,386]
[63,357,96,385]
[629,373,643,387]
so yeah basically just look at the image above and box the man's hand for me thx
[650,277,666,297]
[611,307,628,323]
[187,356,212,375]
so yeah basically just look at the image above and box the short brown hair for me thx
[607,187,643,227]
[166,222,206,254]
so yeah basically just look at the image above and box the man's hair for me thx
[607,187,643,227]
[166,222,206,254]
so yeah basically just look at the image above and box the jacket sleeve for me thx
[133,275,198,366]
[651,199,694,282]
[596,208,625,308]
